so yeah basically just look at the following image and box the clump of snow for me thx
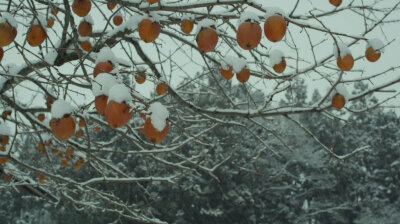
[148,102,169,131]
[158,76,167,83]
[51,99,74,119]
[92,73,118,97]
[114,12,123,18]
[137,66,146,72]
[182,13,195,21]
[302,199,309,211]
[95,46,117,65]
[221,56,247,73]
[7,63,21,75]
[33,15,47,28]
[79,35,90,41]
[0,12,18,28]
[44,49,58,65]
[147,11,167,23]
[265,7,285,18]
[334,83,350,99]
[239,11,260,24]
[108,84,132,103]
[195,19,217,34]
[333,42,351,59]
[269,49,284,66]
[367,38,384,52]
[0,123,11,136]
[83,15,94,25]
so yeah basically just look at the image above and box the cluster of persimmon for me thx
[37,113,85,169]
[78,16,93,51]
[220,66,250,83]
[196,12,286,55]
[57,147,85,170]
[35,172,48,184]
[134,68,168,96]
[92,60,133,129]
[335,39,383,72]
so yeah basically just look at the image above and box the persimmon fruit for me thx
[220,67,234,80]
[75,129,84,138]
[236,68,250,83]
[337,54,354,71]
[264,15,286,42]
[146,0,160,4]
[95,95,108,115]
[49,115,76,140]
[60,160,68,167]
[0,157,9,164]
[181,20,194,34]
[332,93,345,109]
[135,71,146,84]
[93,61,113,78]
[0,135,9,146]
[138,19,161,43]
[80,40,91,52]
[113,15,123,26]
[37,113,45,121]
[46,96,54,109]
[2,110,11,119]
[51,8,59,16]
[47,17,55,28]
[27,24,46,47]
[74,158,84,170]
[78,21,92,37]
[156,82,168,95]
[105,101,133,128]
[142,118,169,144]
[196,27,218,52]
[273,59,286,73]
[237,21,262,50]
[107,2,116,10]
[79,118,85,127]
[329,0,342,7]
[0,22,17,47]
[365,46,381,62]
[72,0,92,17]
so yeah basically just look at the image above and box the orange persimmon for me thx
[93,61,113,78]
[264,14,286,42]
[138,18,161,43]
[72,0,92,17]
[27,24,47,47]
[196,27,218,52]
[181,20,194,34]
[237,21,262,50]
[49,115,76,140]
[105,101,133,128]
[236,68,250,83]
[332,93,345,109]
